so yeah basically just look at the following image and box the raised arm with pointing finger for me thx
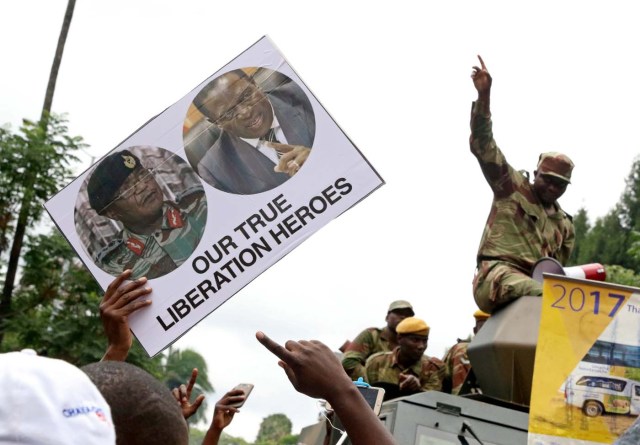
[470,55,575,313]
[256,331,397,445]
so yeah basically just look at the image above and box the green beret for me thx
[396,317,429,336]
[387,300,414,315]
[87,150,141,215]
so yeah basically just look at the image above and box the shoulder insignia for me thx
[125,237,145,256]
[166,207,184,229]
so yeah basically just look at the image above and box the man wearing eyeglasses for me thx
[189,68,315,194]
[87,149,207,279]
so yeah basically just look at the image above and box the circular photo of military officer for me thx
[75,146,208,280]
[183,67,316,195]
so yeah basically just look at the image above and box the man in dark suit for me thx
[189,68,315,194]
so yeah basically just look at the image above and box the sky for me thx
[2,1,640,441]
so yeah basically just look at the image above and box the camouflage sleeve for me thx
[441,347,455,393]
[363,352,386,385]
[422,357,445,392]
[469,101,516,197]
[341,329,376,380]
[557,216,575,265]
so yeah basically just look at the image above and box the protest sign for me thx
[528,274,640,444]
[45,36,384,356]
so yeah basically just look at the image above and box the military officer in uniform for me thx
[470,55,575,313]
[87,149,207,280]
[442,310,489,395]
[341,300,415,380]
[364,317,444,401]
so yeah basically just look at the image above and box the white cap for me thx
[0,350,116,444]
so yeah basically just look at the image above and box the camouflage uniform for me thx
[96,186,207,280]
[442,340,473,395]
[341,327,396,380]
[365,347,444,396]
[470,102,575,313]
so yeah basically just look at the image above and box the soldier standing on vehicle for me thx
[470,55,575,313]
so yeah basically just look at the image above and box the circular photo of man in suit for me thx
[74,146,208,280]
[183,67,316,195]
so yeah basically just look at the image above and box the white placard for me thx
[45,36,384,356]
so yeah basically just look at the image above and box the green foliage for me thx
[604,265,640,288]
[0,115,82,255]
[1,229,162,374]
[569,156,640,275]
[188,428,206,445]
[255,413,293,445]
[218,434,252,445]
[188,427,251,445]
[277,434,299,445]
[568,208,590,266]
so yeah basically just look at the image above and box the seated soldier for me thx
[442,310,490,395]
[364,317,444,401]
[342,300,415,380]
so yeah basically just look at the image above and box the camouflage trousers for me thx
[473,260,542,313]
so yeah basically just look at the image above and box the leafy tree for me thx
[0,116,83,345]
[620,157,640,232]
[604,265,640,288]
[568,207,590,266]
[1,229,162,374]
[188,427,251,445]
[570,158,640,274]
[578,208,630,268]
[1,0,78,346]
[255,413,294,445]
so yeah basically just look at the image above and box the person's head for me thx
[0,350,116,445]
[473,309,490,334]
[385,300,415,333]
[395,317,430,362]
[87,149,164,227]
[82,361,188,445]
[194,69,274,139]
[533,152,574,206]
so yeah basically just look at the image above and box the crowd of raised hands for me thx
[99,269,397,445]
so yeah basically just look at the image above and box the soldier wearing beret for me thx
[341,300,415,380]
[364,317,444,401]
[442,310,489,395]
[87,148,207,280]
[470,56,575,313]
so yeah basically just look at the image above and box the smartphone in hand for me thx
[356,385,385,415]
[230,383,254,408]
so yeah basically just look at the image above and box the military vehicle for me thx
[297,295,544,445]
[298,262,616,444]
